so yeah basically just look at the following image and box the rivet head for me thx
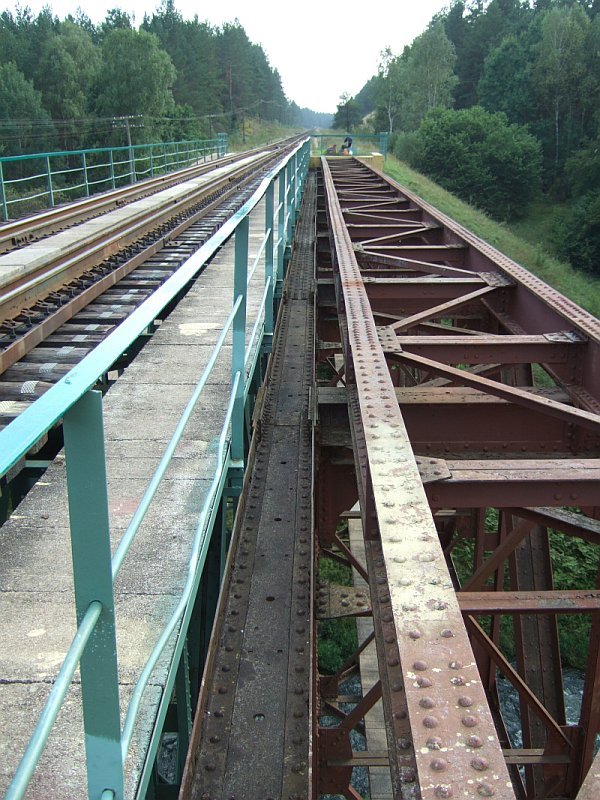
[449,661,463,670]
[450,676,465,686]
[441,629,454,638]
[420,697,436,709]
[423,716,439,729]
[435,786,453,798]
[431,758,448,771]
[468,735,484,749]
[417,677,433,688]
[392,681,404,692]
[477,782,496,797]
[409,629,422,640]
[462,715,479,728]
[427,737,443,750]
[471,757,489,771]
[388,657,400,667]
[413,660,428,671]
[402,767,416,783]
[397,737,412,750]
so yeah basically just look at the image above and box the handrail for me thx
[111,297,242,578]
[121,371,240,756]
[0,136,310,799]
[0,136,228,220]
[4,602,102,800]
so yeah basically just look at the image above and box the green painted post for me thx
[265,179,275,337]
[292,152,299,223]
[232,216,249,465]
[276,167,286,296]
[45,156,54,208]
[0,161,8,221]
[63,390,124,800]
[286,160,294,245]
[175,645,192,781]
[149,149,154,177]
[109,150,116,190]
[82,153,90,197]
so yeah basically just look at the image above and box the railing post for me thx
[82,153,90,197]
[45,155,54,208]
[129,145,136,184]
[109,150,116,190]
[0,161,8,221]
[232,216,249,465]
[265,179,275,339]
[276,165,286,298]
[149,149,154,177]
[286,159,294,247]
[63,391,124,800]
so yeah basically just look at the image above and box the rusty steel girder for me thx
[313,157,600,800]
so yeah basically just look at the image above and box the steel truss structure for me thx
[313,157,600,800]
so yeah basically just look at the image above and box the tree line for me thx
[0,1,331,156]
[338,0,600,275]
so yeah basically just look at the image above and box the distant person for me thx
[343,136,353,150]
[326,144,337,155]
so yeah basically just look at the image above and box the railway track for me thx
[0,137,303,432]
[0,142,286,254]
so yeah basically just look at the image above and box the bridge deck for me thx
[0,191,271,798]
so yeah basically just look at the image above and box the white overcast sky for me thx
[18,0,451,112]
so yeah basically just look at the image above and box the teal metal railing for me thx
[0,133,229,221]
[0,137,310,800]
[310,132,389,158]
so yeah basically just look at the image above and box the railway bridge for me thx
[0,135,599,800]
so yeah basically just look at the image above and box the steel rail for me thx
[321,156,514,800]
[0,149,277,320]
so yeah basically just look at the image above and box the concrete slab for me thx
[0,184,272,797]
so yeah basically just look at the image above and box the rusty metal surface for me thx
[320,157,514,800]
[314,157,600,799]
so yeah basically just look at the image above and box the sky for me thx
[18,0,452,113]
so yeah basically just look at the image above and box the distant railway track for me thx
[0,141,289,254]
[0,136,303,429]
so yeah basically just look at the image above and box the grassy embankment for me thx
[384,155,600,319]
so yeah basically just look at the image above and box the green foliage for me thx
[318,617,357,675]
[0,61,52,154]
[384,155,600,317]
[554,191,600,277]
[332,93,363,132]
[405,106,542,219]
[478,35,535,124]
[549,529,598,670]
[0,2,306,154]
[317,557,357,675]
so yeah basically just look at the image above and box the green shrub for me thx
[554,191,600,277]
[407,106,542,220]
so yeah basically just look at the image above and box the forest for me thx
[0,1,330,155]
[336,0,600,276]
